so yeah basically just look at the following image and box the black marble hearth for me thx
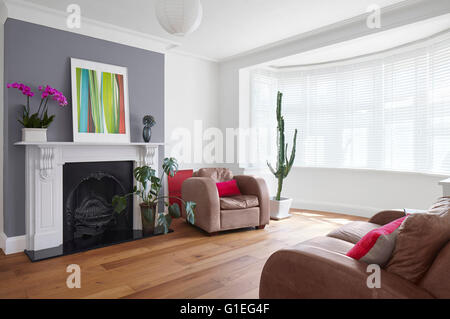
[25,229,173,262]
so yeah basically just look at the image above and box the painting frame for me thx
[70,58,131,143]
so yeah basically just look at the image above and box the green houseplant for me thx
[267,91,298,219]
[112,157,195,235]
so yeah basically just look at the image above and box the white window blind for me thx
[250,35,450,175]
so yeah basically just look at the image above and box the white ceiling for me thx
[266,14,450,68]
[24,0,407,61]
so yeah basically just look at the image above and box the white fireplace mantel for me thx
[15,141,163,252]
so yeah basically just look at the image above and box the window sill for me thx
[240,164,450,179]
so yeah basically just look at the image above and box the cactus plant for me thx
[267,91,298,201]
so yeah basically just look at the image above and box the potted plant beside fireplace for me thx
[267,91,298,220]
[112,157,195,236]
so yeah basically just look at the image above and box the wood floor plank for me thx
[82,285,136,299]
[0,210,366,299]
[122,255,258,299]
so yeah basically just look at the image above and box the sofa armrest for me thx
[368,209,406,225]
[234,175,270,226]
[181,177,221,233]
[259,245,433,299]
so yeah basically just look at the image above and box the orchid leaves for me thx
[41,110,56,128]
[18,108,56,128]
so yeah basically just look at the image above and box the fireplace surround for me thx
[15,142,163,261]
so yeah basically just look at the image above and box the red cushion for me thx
[346,216,408,266]
[216,180,241,197]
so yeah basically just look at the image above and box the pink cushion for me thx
[216,179,241,197]
[346,216,407,266]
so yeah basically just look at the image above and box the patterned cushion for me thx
[327,221,380,244]
[299,236,355,256]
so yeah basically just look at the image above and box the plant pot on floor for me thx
[140,203,157,236]
[270,197,293,220]
[22,128,47,142]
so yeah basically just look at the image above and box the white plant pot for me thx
[270,197,293,220]
[22,128,47,142]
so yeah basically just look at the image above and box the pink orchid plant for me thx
[7,82,68,128]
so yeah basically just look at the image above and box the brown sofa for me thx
[260,209,450,299]
[181,168,270,234]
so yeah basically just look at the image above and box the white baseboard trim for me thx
[292,199,383,218]
[0,232,26,255]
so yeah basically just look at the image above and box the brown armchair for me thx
[181,168,270,234]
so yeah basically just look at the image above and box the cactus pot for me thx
[270,197,293,220]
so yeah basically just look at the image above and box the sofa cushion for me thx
[346,216,407,266]
[368,209,405,225]
[327,221,380,244]
[220,195,259,210]
[194,168,233,182]
[386,197,450,283]
[297,236,354,255]
[221,207,259,230]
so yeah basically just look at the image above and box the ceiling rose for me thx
[155,0,203,37]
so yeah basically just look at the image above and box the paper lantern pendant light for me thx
[155,0,203,36]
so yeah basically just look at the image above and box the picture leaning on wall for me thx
[70,58,130,143]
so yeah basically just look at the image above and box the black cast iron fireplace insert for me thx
[63,161,134,252]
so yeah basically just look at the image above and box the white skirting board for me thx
[0,232,26,255]
[292,200,383,218]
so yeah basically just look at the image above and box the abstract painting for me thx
[71,58,130,143]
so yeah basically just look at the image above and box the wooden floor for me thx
[0,209,366,299]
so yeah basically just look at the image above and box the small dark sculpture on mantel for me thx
[142,115,156,143]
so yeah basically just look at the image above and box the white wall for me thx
[284,168,445,217]
[221,1,450,217]
[165,52,220,169]
[244,165,445,218]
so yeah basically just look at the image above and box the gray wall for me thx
[0,18,4,237]
[3,19,165,237]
